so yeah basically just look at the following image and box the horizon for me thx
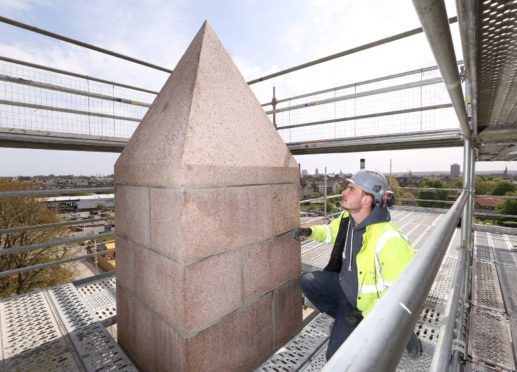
[2,168,516,179]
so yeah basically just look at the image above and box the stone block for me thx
[134,247,185,331]
[273,280,303,348]
[271,234,302,286]
[242,240,273,302]
[114,21,302,372]
[115,236,136,293]
[242,235,301,303]
[177,186,272,263]
[149,187,183,261]
[114,21,298,190]
[117,285,156,371]
[153,317,187,372]
[184,249,242,333]
[187,295,273,371]
[115,185,150,248]
[272,183,300,235]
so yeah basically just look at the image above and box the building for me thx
[44,194,114,212]
[451,163,460,178]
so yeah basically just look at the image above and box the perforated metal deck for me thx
[260,209,459,371]
[468,306,515,371]
[257,313,333,371]
[2,211,516,372]
[471,261,505,312]
[469,229,517,372]
[0,272,134,371]
[294,214,517,372]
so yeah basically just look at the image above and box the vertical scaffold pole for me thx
[462,74,475,251]
[272,86,277,128]
[324,167,328,222]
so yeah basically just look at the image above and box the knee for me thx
[299,272,316,292]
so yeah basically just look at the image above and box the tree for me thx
[0,181,75,297]
[448,177,463,189]
[96,203,107,212]
[497,192,517,216]
[399,191,416,206]
[491,180,516,196]
[307,191,322,199]
[386,176,401,199]
[417,178,449,208]
[325,202,336,214]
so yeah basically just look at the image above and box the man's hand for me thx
[291,227,312,240]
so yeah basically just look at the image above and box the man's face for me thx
[341,183,371,212]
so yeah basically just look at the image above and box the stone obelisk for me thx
[115,22,302,371]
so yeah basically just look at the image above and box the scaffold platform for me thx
[1,209,516,371]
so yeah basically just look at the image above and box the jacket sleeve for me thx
[309,211,348,245]
[377,232,414,284]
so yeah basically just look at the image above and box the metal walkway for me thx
[259,208,517,371]
[0,272,133,371]
[1,209,516,371]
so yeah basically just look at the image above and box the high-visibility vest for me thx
[355,222,413,315]
[310,211,349,244]
[309,212,413,316]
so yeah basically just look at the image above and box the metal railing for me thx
[0,15,464,153]
[323,191,467,371]
[0,186,113,197]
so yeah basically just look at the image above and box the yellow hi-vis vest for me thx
[310,212,414,316]
[310,211,349,244]
[355,222,413,316]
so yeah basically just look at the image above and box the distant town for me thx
[298,165,515,199]
[1,166,515,192]
[1,174,114,189]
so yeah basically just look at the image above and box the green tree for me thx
[496,192,517,215]
[491,180,516,196]
[448,177,463,189]
[398,191,416,206]
[0,181,75,297]
[475,176,495,195]
[417,178,448,208]
[307,191,322,200]
[96,203,107,212]
[325,202,336,214]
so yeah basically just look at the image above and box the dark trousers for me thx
[299,271,362,360]
[300,271,422,361]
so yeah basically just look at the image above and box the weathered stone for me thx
[114,21,297,188]
[242,235,301,303]
[153,317,187,372]
[183,249,242,333]
[117,286,156,371]
[186,295,273,371]
[115,185,150,248]
[273,280,303,348]
[115,236,137,293]
[134,246,185,331]
[272,183,300,235]
[115,20,300,371]
[149,187,183,261]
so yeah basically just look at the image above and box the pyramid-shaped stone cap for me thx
[115,22,298,187]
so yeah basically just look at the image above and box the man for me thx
[292,169,420,360]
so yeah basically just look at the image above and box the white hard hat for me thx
[347,169,388,204]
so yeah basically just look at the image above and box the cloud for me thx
[0,0,33,13]
[2,0,511,176]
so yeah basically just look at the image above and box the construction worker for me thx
[292,169,421,360]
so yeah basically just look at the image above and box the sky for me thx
[0,0,515,176]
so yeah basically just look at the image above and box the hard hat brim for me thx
[346,178,368,194]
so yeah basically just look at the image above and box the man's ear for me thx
[361,193,374,208]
